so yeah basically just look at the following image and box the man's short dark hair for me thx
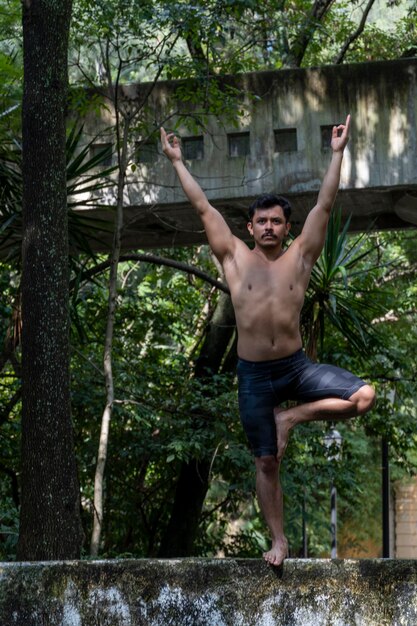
[248,193,292,222]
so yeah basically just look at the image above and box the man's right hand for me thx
[159,126,237,264]
[160,127,182,163]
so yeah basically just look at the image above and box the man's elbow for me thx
[195,199,213,217]
[316,199,334,215]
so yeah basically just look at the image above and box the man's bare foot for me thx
[274,407,296,461]
[263,537,288,566]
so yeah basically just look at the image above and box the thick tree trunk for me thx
[17,0,84,560]
[193,292,236,379]
[158,292,236,557]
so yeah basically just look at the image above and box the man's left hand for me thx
[331,114,351,152]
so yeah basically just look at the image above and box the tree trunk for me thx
[283,0,336,68]
[193,292,236,379]
[17,0,84,560]
[158,292,236,557]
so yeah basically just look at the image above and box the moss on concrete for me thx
[1,558,417,625]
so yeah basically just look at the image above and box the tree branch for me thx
[372,309,417,325]
[0,388,22,427]
[284,0,336,67]
[0,461,19,507]
[376,263,417,287]
[72,253,230,295]
[333,0,377,64]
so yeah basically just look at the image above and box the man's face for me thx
[247,205,291,247]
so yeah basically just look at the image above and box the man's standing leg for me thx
[255,455,288,566]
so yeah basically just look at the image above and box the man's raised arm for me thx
[298,114,351,265]
[160,127,236,263]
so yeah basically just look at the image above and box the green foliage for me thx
[70,249,243,556]
[0,263,21,561]
[0,497,19,560]
[1,0,416,561]
[1,222,416,560]
[0,0,22,131]
[67,224,415,559]
[0,123,116,262]
[302,210,386,358]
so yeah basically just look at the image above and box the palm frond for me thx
[0,122,117,262]
[303,209,387,360]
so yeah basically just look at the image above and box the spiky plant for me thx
[302,209,385,361]
[0,123,116,263]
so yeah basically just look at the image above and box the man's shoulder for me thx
[223,237,249,258]
[220,238,252,272]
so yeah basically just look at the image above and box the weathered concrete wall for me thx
[395,478,417,558]
[78,58,417,249]
[2,558,417,625]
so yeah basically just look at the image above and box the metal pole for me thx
[302,491,308,557]
[330,482,337,558]
[382,437,390,558]
[324,429,342,559]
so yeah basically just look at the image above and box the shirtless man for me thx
[160,115,375,566]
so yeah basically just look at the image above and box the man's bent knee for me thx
[255,455,279,475]
[350,384,376,415]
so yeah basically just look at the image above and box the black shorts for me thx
[237,349,366,457]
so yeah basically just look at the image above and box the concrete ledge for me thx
[1,558,417,625]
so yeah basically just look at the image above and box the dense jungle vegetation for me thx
[0,0,416,560]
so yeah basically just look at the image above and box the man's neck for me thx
[252,244,285,262]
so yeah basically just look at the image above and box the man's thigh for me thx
[294,360,366,402]
[237,359,279,457]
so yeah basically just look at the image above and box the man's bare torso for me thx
[223,239,312,362]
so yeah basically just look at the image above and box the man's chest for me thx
[227,257,309,310]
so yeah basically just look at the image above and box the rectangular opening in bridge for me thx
[320,124,343,150]
[228,132,250,157]
[90,143,113,167]
[136,141,159,164]
[183,136,204,160]
[274,129,297,152]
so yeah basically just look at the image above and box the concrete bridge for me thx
[79,58,417,250]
